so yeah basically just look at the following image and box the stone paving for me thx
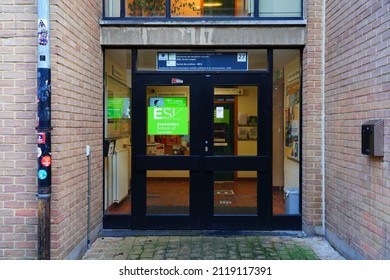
[82,235,345,260]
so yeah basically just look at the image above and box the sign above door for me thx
[157,52,248,71]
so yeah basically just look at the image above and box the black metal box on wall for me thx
[361,119,384,157]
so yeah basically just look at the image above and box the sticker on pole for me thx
[38,132,46,144]
[38,19,48,46]
[38,169,48,180]
[41,155,51,167]
[37,147,42,158]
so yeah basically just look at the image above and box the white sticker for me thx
[216,107,224,119]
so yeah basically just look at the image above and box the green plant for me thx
[128,0,199,17]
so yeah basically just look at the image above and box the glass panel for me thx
[147,171,190,214]
[137,49,268,71]
[213,86,258,214]
[105,0,303,18]
[126,0,166,17]
[171,0,254,17]
[272,49,301,215]
[124,0,255,17]
[146,86,190,155]
[171,0,202,17]
[105,0,121,17]
[104,49,133,215]
[259,0,302,18]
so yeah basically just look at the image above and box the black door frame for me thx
[129,73,275,230]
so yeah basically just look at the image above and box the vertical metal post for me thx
[86,145,91,249]
[37,0,51,260]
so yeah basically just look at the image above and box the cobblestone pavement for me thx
[82,235,345,260]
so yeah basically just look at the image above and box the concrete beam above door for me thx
[101,26,305,46]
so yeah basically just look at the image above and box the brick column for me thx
[49,1,103,259]
[302,0,326,234]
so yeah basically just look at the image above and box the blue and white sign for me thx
[157,52,248,71]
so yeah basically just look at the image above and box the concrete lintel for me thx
[101,26,305,46]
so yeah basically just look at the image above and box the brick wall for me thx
[325,0,390,259]
[302,0,326,233]
[0,0,39,260]
[50,0,103,259]
[0,0,103,259]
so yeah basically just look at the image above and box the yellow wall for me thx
[283,55,300,189]
[237,86,257,178]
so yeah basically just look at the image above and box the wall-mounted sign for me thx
[148,97,188,135]
[157,52,248,71]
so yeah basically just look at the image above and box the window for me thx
[104,49,133,215]
[103,0,302,19]
[259,0,302,18]
[272,49,301,215]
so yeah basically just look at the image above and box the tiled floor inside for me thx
[106,180,286,215]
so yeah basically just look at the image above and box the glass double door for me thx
[131,74,272,229]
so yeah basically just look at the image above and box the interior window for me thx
[105,0,302,18]
[103,49,133,215]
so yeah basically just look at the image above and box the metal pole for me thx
[37,0,51,260]
[86,146,91,249]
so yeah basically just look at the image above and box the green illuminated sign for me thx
[148,97,189,135]
[108,97,130,119]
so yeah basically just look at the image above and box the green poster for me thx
[148,106,189,135]
[107,98,124,119]
[214,108,230,124]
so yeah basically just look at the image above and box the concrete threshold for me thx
[99,229,306,238]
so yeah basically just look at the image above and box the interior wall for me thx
[283,55,301,189]
[237,86,258,178]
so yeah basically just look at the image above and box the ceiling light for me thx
[204,2,223,7]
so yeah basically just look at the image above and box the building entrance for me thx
[103,49,302,231]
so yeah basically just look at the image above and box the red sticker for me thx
[41,155,51,167]
[38,133,46,144]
